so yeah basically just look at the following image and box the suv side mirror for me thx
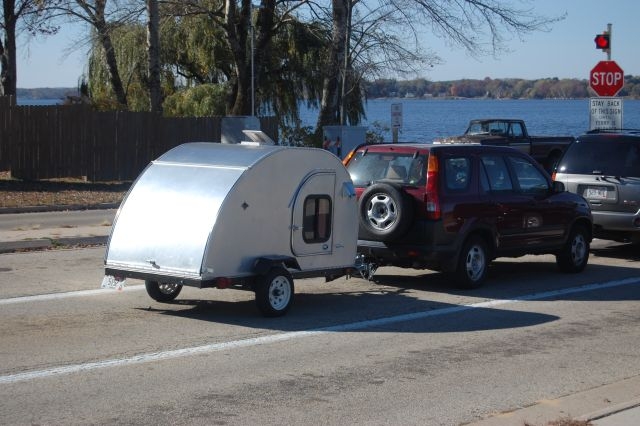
[552,180,565,193]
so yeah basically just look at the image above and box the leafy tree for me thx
[163,83,226,116]
[85,21,146,110]
[159,4,229,87]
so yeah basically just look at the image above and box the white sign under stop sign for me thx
[590,61,624,97]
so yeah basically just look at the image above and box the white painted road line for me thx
[1,278,638,384]
[0,285,145,305]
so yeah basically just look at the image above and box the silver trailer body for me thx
[104,142,358,315]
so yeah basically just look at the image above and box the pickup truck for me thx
[434,119,575,172]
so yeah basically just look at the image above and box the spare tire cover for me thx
[358,183,414,242]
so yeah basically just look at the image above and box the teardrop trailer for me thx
[102,142,360,317]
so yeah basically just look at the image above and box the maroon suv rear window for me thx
[443,157,471,191]
[346,151,428,186]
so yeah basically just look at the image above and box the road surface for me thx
[1,242,639,425]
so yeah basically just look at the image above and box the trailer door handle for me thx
[291,225,300,231]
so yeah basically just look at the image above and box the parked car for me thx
[343,143,592,288]
[433,119,575,172]
[553,129,640,243]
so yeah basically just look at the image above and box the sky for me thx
[15,0,640,89]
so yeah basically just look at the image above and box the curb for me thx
[0,236,108,254]
[578,398,640,422]
[468,375,640,426]
[0,203,120,215]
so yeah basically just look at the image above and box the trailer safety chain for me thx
[355,254,378,281]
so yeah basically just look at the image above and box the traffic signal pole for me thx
[594,23,612,60]
[606,23,612,60]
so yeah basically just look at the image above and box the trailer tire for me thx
[255,267,294,317]
[358,183,414,242]
[145,280,182,302]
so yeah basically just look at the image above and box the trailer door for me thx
[291,172,336,256]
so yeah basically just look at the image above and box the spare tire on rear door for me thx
[358,182,414,242]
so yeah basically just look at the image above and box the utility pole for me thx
[340,0,351,126]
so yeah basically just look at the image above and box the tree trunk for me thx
[224,0,250,115]
[252,0,275,117]
[94,0,127,107]
[1,1,17,96]
[146,0,162,113]
[316,0,347,130]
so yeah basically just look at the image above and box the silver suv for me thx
[553,130,640,243]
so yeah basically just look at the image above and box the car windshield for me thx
[346,151,428,186]
[557,137,640,176]
[467,121,508,136]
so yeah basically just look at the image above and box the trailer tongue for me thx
[103,142,360,317]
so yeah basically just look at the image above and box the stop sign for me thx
[590,60,624,97]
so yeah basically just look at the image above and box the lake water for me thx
[20,97,640,143]
[299,98,640,142]
[17,98,62,106]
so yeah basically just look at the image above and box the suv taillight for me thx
[424,154,441,219]
[342,149,355,166]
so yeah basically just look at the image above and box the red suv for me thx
[343,143,592,288]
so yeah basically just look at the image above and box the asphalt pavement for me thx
[0,205,117,253]
[0,204,639,425]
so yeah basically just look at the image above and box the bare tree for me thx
[0,0,57,96]
[51,0,143,107]
[313,0,564,129]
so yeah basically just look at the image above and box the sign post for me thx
[391,103,402,143]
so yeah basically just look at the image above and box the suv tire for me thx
[454,236,489,289]
[358,183,414,242]
[556,225,590,273]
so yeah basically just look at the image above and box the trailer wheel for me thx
[358,183,414,242]
[145,280,182,302]
[255,267,294,317]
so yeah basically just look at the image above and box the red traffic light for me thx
[594,33,610,50]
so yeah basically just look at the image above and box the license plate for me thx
[101,275,127,290]
[584,187,608,199]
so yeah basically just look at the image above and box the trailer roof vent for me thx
[241,130,275,146]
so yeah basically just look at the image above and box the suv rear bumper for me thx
[592,209,640,231]
[356,239,458,272]
[592,210,640,242]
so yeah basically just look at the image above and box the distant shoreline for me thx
[16,87,77,101]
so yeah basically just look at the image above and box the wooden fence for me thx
[0,99,278,181]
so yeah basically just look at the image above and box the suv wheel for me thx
[358,183,414,242]
[454,236,489,289]
[556,225,590,273]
